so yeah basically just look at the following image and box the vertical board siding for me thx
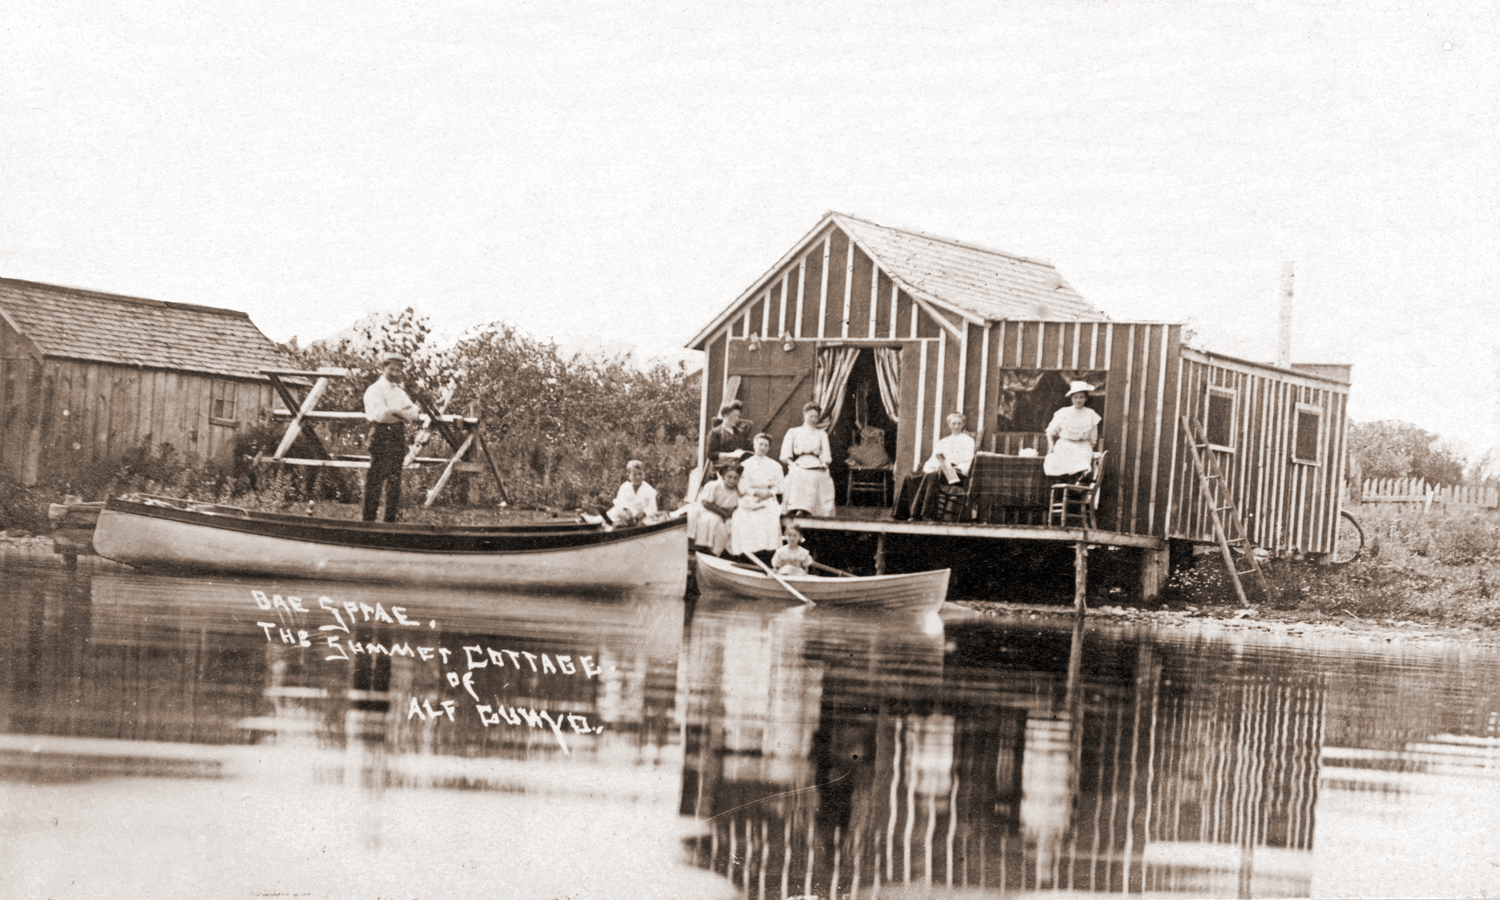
[3,356,274,485]
[803,245,823,340]
[1171,352,1347,555]
[875,271,894,338]
[985,321,1185,538]
[823,230,848,339]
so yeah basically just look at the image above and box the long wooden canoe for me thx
[694,552,949,613]
[93,496,687,594]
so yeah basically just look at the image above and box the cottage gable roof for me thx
[689,212,1107,349]
[832,213,1106,323]
[0,278,290,379]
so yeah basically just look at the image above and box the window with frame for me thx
[210,380,238,426]
[1292,403,1323,465]
[1204,386,1236,451]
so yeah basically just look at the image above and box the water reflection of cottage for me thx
[686,213,1352,600]
[682,609,1327,897]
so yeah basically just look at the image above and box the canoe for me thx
[694,552,949,613]
[92,496,687,594]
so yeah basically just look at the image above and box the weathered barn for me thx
[0,277,291,485]
[686,213,1350,587]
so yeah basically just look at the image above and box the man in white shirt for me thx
[362,353,425,522]
[893,412,976,520]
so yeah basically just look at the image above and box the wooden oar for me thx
[810,561,857,578]
[746,553,816,606]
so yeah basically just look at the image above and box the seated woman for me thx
[1044,381,1102,481]
[770,522,813,576]
[704,399,752,477]
[894,411,976,520]
[780,403,836,517]
[607,460,658,526]
[690,465,740,556]
[731,433,785,559]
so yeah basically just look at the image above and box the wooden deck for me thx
[795,505,1166,550]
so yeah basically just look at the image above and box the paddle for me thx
[746,553,817,607]
[810,561,857,578]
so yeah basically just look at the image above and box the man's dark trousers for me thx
[363,422,406,522]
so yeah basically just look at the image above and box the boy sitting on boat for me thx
[771,522,813,576]
[607,460,658,527]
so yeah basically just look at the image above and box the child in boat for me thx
[608,460,658,526]
[691,465,739,556]
[771,522,814,576]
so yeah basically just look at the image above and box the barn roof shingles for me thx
[0,278,290,379]
[832,213,1107,322]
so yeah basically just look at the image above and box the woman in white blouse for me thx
[731,433,786,557]
[779,402,835,517]
[1044,381,1102,480]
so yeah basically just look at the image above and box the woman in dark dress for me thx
[704,399,753,477]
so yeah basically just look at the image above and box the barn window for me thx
[1204,386,1236,451]
[210,380,238,427]
[1292,403,1323,465]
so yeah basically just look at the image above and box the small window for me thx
[210,380,238,427]
[1293,403,1323,465]
[1204,386,1236,451]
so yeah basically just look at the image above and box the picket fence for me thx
[1357,478,1500,510]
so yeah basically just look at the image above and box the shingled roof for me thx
[832,213,1106,322]
[690,212,1108,348]
[0,278,290,379]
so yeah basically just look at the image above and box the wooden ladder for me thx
[1180,416,1273,606]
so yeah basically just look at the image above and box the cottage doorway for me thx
[817,348,900,506]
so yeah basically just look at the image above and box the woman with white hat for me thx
[1044,381,1102,480]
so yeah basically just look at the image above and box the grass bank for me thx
[959,503,1500,638]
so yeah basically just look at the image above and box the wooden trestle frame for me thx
[255,368,508,506]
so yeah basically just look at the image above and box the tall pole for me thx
[1277,261,1294,369]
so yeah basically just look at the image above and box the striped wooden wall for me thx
[0,313,45,482]
[6,356,275,486]
[980,321,1182,538]
[697,223,963,473]
[1171,350,1349,555]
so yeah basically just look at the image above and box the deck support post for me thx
[874,532,886,575]
[1139,544,1170,603]
[1074,540,1089,616]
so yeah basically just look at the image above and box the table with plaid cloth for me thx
[964,453,1052,524]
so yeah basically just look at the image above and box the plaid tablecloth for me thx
[965,453,1051,523]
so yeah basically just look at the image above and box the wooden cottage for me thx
[0,277,291,485]
[687,213,1351,593]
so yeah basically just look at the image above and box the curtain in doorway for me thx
[872,346,901,423]
[813,347,860,430]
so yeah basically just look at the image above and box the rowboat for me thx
[92,495,687,594]
[693,552,949,613]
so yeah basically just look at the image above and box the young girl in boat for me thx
[771,522,814,576]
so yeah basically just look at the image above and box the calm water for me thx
[2,552,1498,899]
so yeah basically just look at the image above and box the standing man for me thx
[362,352,425,522]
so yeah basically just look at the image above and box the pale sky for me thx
[4,1,1497,451]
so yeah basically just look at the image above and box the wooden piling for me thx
[1074,540,1089,616]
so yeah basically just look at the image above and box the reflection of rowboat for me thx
[694,552,949,613]
[93,496,687,593]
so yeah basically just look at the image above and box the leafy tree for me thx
[291,311,699,509]
[1347,420,1466,486]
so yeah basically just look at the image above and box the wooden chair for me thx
[846,466,893,506]
[1048,451,1107,528]
[933,477,970,521]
